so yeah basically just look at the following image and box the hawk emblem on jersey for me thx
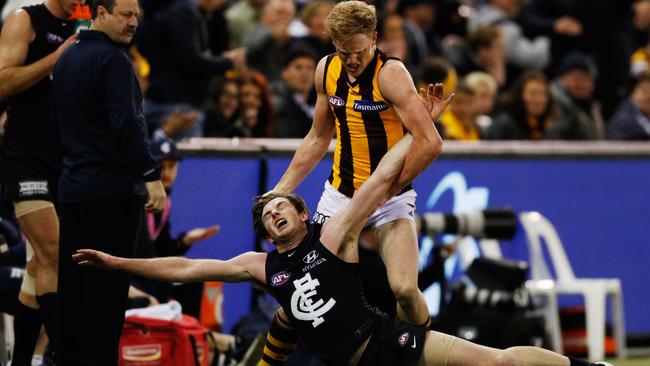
[328,96,345,107]
[290,273,336,328]
[353,100,390,112]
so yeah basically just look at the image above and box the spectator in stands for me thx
[132,135,220,317]
[203,75,242,137]
[136,0,245,138]
[271,47,317,138]
[221,71,275,138]
[464,71,499,131]
[607,74,650,140]
[397,0,442,70]
[521,0,633,118]
[243,0,298,82]
[293,0,335,58]
[225,0,268,47]
[486,70,572,140]
[378,13,409,63]
[446,25,507,88]
[415,56,458,97]
[468,0,550,73]
[439,81,481,140]
[551,52,606,139]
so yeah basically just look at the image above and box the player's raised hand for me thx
[419,83,454,122]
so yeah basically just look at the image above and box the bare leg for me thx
[419,330,571,366]
[16,205,59,295]
[376,219,429,325]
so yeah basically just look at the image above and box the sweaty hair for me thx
[251,193,310,239]
[324,0,377,43]
[91,0,117,19]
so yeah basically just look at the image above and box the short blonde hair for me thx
[324,1,377,43]
[464,72,498,94]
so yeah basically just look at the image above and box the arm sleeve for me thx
[103,53,160,182]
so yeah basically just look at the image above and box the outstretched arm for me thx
[73,249,267,284]
[273,56,335,194]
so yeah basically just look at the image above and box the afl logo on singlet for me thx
[328,96,345,107]
[271,271,291,286]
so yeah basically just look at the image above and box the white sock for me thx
[31,354,43,366]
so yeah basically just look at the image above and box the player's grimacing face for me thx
[261,197,306,242]
[333,32,377,79]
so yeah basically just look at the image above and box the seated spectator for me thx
[464,71,499,131]
[415,56,458,97]
[607,74,650,140]
[136,0,245,139]
[222,71,275,138]
[293,0,335,59]
[132,136,220,318]
[439,81,481,140]
[486,70,572,140]
[446,26,507,88]
[551,52,605,139]
[203,75,241,137]
[378,12,409,63]
[468,0,550,72]
[271,47,317,138]
[243,0,298,82]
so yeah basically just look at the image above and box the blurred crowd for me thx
[3,0,650,143]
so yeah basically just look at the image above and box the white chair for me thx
[519,211,627,361]
[0,312,14,365]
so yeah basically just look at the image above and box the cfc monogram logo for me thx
[290,273,336,328]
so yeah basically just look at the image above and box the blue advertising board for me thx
[172,155,650,335]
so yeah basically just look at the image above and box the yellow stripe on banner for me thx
[268,334,298,350]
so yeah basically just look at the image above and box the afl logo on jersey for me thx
[328,96,345,107]
[398,332,410,346]
[303,250,319,264]
[271,271,291,286]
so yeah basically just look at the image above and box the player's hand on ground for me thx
[145,180,167,213]
[183,225,220,246]
[418,83,454,123]
[73,249,116,270]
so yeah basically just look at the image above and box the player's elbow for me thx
[421,133,443,159]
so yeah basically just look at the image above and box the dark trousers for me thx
[56,195,144,366]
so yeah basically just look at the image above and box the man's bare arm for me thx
[320,133,413,254]
[378,61,449,193]
[73,249,267,284]
[0,10,74,99]
[273,56,335,194]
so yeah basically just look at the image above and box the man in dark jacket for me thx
[51,0,166,364]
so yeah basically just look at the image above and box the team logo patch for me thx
[398,332,410,347]
[271,271,292,286]
[291,273,336,328]
[122,344,162,362]
[18,181,48,197]
[328,96,345,107]
[353,100,390,112]
[303,250,319,264]
[46,32,64,45]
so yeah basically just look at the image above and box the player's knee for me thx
[36,240,59,267]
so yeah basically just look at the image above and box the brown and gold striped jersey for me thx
[323,50,407,197]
